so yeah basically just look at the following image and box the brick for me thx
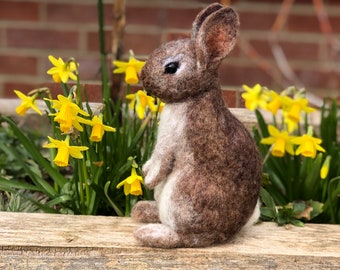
[165,31,190,42]
[238,11,277,31]
[229,42,242,57]
[1,0,340,103]
[44,83,102,102]
[6,29,79,49]
[287,14,320,32]
[222,89,237,108]
[165,8,201,28]
[77,58,102,81]
[46,3,98,24]
[102,3,115,26]
[249,39,320,60]
[329,16,340,33]
[87,31,112,52]
[244,40,272,58]
[219,63,274,87]
[126,7,161,26]
[4,82,103,102]
[0,1,39,21]
[295,69,335,89]
[42,55,104,81]
[0,55,37,75]
[3,82,45,98]
[124,33,160,55]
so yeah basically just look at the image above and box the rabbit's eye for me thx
[164,62,179,74]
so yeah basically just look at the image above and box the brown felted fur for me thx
[131,3,262,249]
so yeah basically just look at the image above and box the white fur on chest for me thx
[144,103,187,188]
[154,103,188,229]
[157,102,187,143]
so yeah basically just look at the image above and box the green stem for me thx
[97,0,110,102]
[86,146,98,215]
[81,157,91,214]
[61,83,69,96]
[262,146,272,166]
[125,194,130,216]
[77,159,85,213]
[327,176,340,224]
[104,181,124,216]
[285,155,293,201]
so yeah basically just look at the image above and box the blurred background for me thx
[0,0,339,107]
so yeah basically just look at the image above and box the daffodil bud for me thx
[320,156,331,179]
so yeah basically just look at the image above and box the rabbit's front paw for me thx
[142,159,153,176]
[143,159,162,188]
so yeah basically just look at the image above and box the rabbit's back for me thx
[165,90,261,236]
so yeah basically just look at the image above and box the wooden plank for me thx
[0,212,339,269]
[230,108,257,131]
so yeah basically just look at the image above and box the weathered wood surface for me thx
[0,212,339,269]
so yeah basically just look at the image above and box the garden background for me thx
[0,0,340,107]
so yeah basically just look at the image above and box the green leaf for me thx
[320,98,338,150]
[1,116,67,189]
[260,207,277,220]
[0,142,56,198]
[0,177,41,192]
[260,186,276,209]
[255,110,269,138]
[303,154,323,199]
[308,200,324,220]
[104,181,124,217]
[260,187,277,221]
[45,195,73,207]
[290,219,304,227]
[292,201,307,215]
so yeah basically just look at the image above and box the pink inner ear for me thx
[206,27,229,61]
[195,7,239,69]
[206,24,233,62]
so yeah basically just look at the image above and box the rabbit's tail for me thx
[134,224,230,248]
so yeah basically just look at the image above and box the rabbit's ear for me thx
[195,7,239,69]
[192,3,224,39]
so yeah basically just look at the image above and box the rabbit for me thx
[131,3,262,248]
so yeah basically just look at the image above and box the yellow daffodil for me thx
[14,90,42,116]
[116,167,144,196]
[113,54,145,84]
[266,90,282,115]
[241,84,270,111]
[81,114,116,142]
[320,156,331,179]
[43,136,88,167]
[126,90,156,119]
[283,114,299,134]
[260,125,295,157]
[278,95,316,133]
[290,127,325,158]
[156,100,165,113]
[47,55,78,83]
[282,95,315,127]
[45,95,89,133]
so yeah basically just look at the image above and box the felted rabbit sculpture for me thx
[131,3,262,248]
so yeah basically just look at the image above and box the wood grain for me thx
[0,212,339,269]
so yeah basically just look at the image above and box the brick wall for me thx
[0,0,339,107]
